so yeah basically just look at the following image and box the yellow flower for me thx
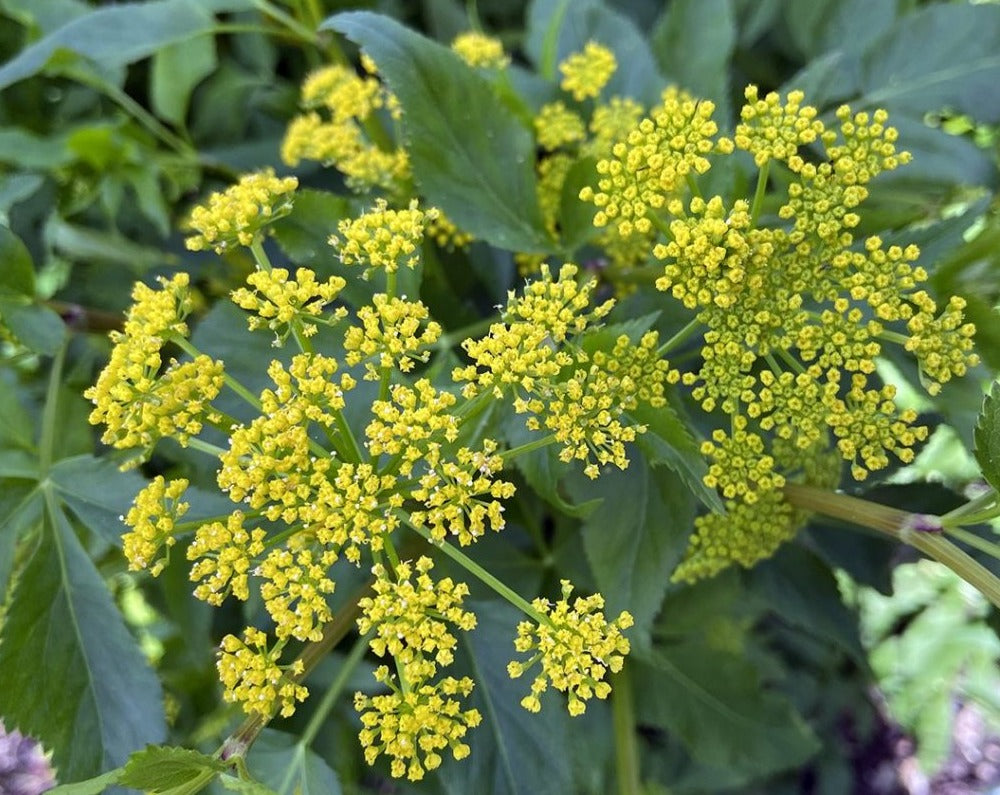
[122,476,189,576]
[185,169,297,252]
[258,543,337,641]
[331,199,438,275]
[355,666,481,781]
[508,580,632,716]
[734,86,824,168]
[535,102,586,150]
[300,65,383,122]
[559,42,617,101]
[187,511,266,605]
[365,379,459,476]
[344,294,442,379]
[217,628,307,718]
[231,267,348,344]
[451,31,509,69]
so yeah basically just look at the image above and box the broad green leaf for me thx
[633,641,820,777]
[46,215,176,272]
[0,225,35,297]
[652,0,737,124]
[324,12,553,254]
[118,746,226,792]
[437,601,573,795]
[49,454,148,546]
[525,0,665,105]
[0,0,230,91]
[244,730,341,795]
[787,3,1000,123]
[0,128,74,170]
[557,156,598,253]
[0,498,166,782]
[0,483,43,604]
[747,544,866,666]
[0,173,46,214]
[0,297,66,355]
[47,770,122,795]
[567,461,694,642]
[270,189,351,264]
[151,34,217,126]
[974,379,1000,492]
[781,0,898,61]
[0,365,37,451]
[628,400,723,513]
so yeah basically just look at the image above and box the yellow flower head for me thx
[355,666,482,781]
[258,544,337,642]
[425,209,474,250]
[344,294,442,379]
[122,476,189,576]
[186,169,297,252]
[734,86,824,168]
[451,31,509,69]
[331,199,438,275]
[559,41,617,101]
[358,557,476,681]
[187,511,266,605]
[300,65,383,122]
[217,628,307,718]
[231,267,348,344]
[535,101,586,151]
[507,580,632,716]
[365,379,460,476]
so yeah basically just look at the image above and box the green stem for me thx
[657,317,702,357]
[252,0,321,45]
[939,488,1000,526]
[172,337,262,410]
[644,208,674,239]
[404,517,548,623]
[943,525,1000,563]
[185,437,228,458]
[434,317,496,350]
[749,161,770,226]
[612,667,641,795]
[333,411,364,464]
[500,434,558,462]
[782,483,1000,610]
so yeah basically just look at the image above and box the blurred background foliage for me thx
[1,1,1000,793]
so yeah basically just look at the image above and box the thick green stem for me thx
[657,318,702,357]
[749,161,770,226]
[500,434,558,462]
[944,525,1000,562]
[185,437,228,458]
[612,668,641,795]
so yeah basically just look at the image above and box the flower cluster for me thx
[217,628,307,718]
[450,31,509,69]
[331,198,438,275]
[84,273,225,464]
[508,580,633,716]
[0,721,56,795]
[344,294,442,379]
[559,41,617,101]
[230,267,348,344]
[282,64,409,193]
[185,169,298,252]
[122,476,189,576]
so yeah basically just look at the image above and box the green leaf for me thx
[0,128,74,170]
[0,225,36,297]
[0,483,43,605]
[0,297,66,355]
[557,156,598,253]
[437,600,573,795]
[118,746,226,792]
[219,774,279,794]
[0,0,231,91]
[46,215,176,272]
[788,3,1000,123]
[781,0,898,61]
[151,34,217,126]
[0,497,166,782]
[652,0,737,124]
[567,461,694,642]
[525,0,665,106]
[47,770,123,795]
[244,730,341,795]
[633,641,820,777]
[628,399,723,513]
[270,189,351,264]
[323,12,553,254]
[974,379,1000,492]
[50,454,148,546]
[0,365,37,452]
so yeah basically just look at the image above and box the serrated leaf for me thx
[118,746,226,792]
[974,380,1000,492]
[437,601,573,795]
[0,0,226,91]
[633,641,820,776]
[525,0,665,105]
[0,369,37,451]
[49,455,149,546]
[244,730,340,795]
[652,0,736,124]
[151,34,217,126]
[46,770,122,795]
[567,457,694,641]
[323,12,553,254]
[628,400,723,513]
[0,497,166,782]
[0,483,43,605]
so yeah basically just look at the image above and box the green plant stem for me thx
[644,208,674,239]
[611,668,641,795]
[171,337,262,410]
[252,0,321,46]
[500,434,557,461]
[185,437,228,458]
[434,317,496,350]
[782,482,1000,610]
[749,161,770,226]
[218,579,374,762]
[657,318,702,357]
[404,518,548,624]
[944,525,1000,561]
[939,488,1000,526]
